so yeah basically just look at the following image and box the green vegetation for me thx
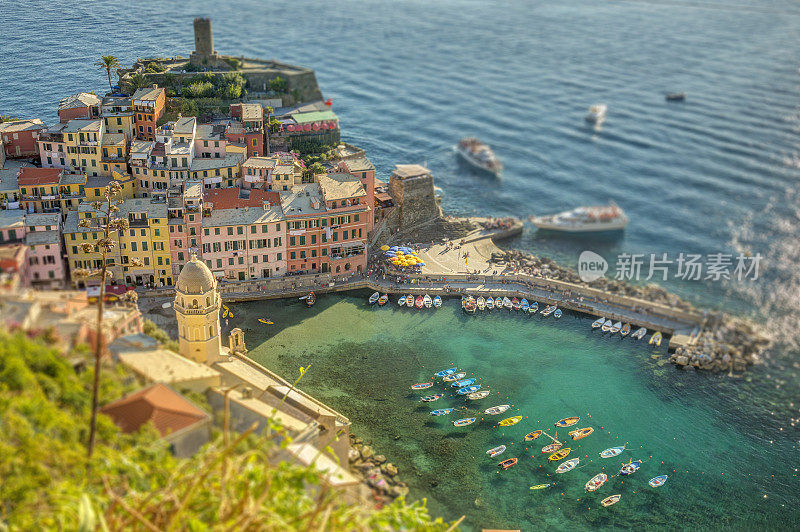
[268,75,289,93]
[180,72,246,100]
[95,55,120,92]
[0,331,456,531]
[145,61,167,74]
[142,318,179,353]
[126,72,152,92]
[222,57,242,71]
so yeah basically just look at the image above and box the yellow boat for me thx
[524,430,543,441]
[548,448,571,461]
[498,416,523,427]
[649,331,663,346]
[554,416,580,428]
[258,318,274,325]
[569,427,594,440]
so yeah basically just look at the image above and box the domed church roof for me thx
[176,254,215,294]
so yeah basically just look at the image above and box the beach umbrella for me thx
[381,245,390,251]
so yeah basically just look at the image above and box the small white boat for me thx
[592,317,606,328]
[601,320,613,332]
[503,297,512,310]
[456,138,503,176]
[423,294,433,308]
[632,327,647,340]
[529,301,538,314]
[610,321,622,334]
[554,309,562,318]
[585,103,607,123]
[406,294,415,308]
[484,404,510,415]
[398,296,407,306]
[486,445,507,458]
[485,297,495,310]
[468,390,490,400]
[585,473,608,492]
[495,297,504,309]
[433,296,442,308]
[476,296,486,310]
[555,457,580,473]
[541,305,556,316]
[368,292,380,305]
[601,494,621,507]
[599,446,625,458]
[443,372,467,383]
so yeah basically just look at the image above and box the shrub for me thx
[182,80,215,98]
[268,76,288,93]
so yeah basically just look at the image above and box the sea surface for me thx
[3,0,800,529]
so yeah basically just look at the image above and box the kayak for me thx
[555,416,580,428]
[548,448,571,461]
[599,446,625,458]
[456,385,481,395]
[649,475,668,487]
[411,382,433,390]
[498,458,518,470]
[498,416,523,427]
[434,367,458,377]
[486,445,506,458]
[555,457,579,473]
[468,390,490,400]
[431,408,454,416]
[443,372,467,383]
[451,378,476,388]
[453,417,476,427]
[542,442,562,453]
[420,393,443,402]
[569,427,594,440]
[484,404,511,415]
[619,459,642,476]
[585,473,608,492]
[524,430,543,441]
[530,483,554,490]
[601,494,621,507]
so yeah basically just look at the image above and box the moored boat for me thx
[378,294,389,306]
[556,457,580,473]
[585,103,607,123]
[495,297,504,309]
[443,372,467,383]
[511,297,520,311]
[548,448,571,461]
[368,291,380,305]
[649,475,668,487]
[456,384,481,395]
[423,294,432,308]
[649,331,663,346]
[498,457,518,470]
[524,430,543,441]
[485,297,495,310]
[632,327,647,339]
[415,295,424,309]
[411,382,433,390]
[420,393,444,402]
[484,404,511,415]
[477,296,486,310]
[601,320,613,332]
[456,137,503,176]
[542,442,562,453]
[453,417,477,427]
[406,294,415,308]
[498,415,522,427]
[464,297,477,314]
[431,408,454,416]
[530,483,555,490]
[554,309,562,319]
[592,317,606,328]
[610,321,622,334]
[398,295,406,306]
[503,297,512,310]
[541,305,556,316]
[521,298,529,312]
[434,367,458,377]
[599,446,625,458]
[468,390,490,400]
[569,427,594,440]
[451,378,475,388]
[555,416,580,428]
[306,291,316,307]
[601,494,621,507]
[665,92,686,101]
[433,295,442,308]
[585,473,608,492]
[486,445,506,458]
[529,301,539,313]
[619,459,642,476]
[620,323,631,336]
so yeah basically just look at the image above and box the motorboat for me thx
[585,103,607,123]
[599,446,625,458]
[632,327,647,340]
[456,137,503,177]
[305,292,316,307]
[484,404,510,415]
[368,292,380,304]
[556,457,580,474]
[485,297,495,310]
[585,473,608,492]
[423,294,432,308]
[477,296,486,310]
[433,296,442,308]
[620,323,631,336]
[592,317,606,328]
[531,202,628,234]
[619,459,642,476]
[649,331,663,346]
[610,321,622,334]
[487,445,506,458]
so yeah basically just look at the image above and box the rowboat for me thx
[632,327,647,339]
[511,297,520,311]
[258,318,273,324]
[495,297,504,309]
[433,296,442,308]
[585,473,608,492]
[485,297,495,310]
[503,297,512,310]
[468,390,490,400]
[601,494,621,507]
[524,430,543,441]
[443,372,467,383]
[619,459,642,476]
[530,483,554,490]
[411,382,433,390]
[601,320,613,332]
[464,297,476,314]
[434,367,458,377]
[569,427,594,440]
[498,416,523,427]
[420,393,443,402]
[415,296,424,309]
[610,321,622,333]
[542,442,562,453]
[555,416,580,428]
[521,298,529,311]
[431,408,454,416]
[398,296,407,306]
[554,309,562,318]
[406,295,415,308]
[649,331,663,346]
[599,446,625,458]
[529,301,539,313]
[368,292,380,304]
[555,457,579,473]
[484,404,510,415]
[476,296,486,310]
[620,323,631,336]
[486,445,506,458]
[305,292,316,307]
[423,294,432,308]
[548,448,571,461]
[457,385,481,395]
[451,378,475,388]
[541,305,556,316]
[649,475,668,487]
[378,294,389,306]
[592,317,606,328]
[498,458,518,470]
[453,417,476,427]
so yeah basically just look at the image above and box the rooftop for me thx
[189,153,243,172]
[279,183,326,217]
[26,230,60,246]
[58,93,101,111]
[18,167,62,186]
[0,209,25,229]
[102,133,126,146]
[318,173,367,202]
[63,118,102,134]
[238,103,263,121]
[132,86,164,102]
[291,110,337,125]
[0,119,45,133]
[100,383,209,437]
[59,172,87,186]
[173,116,197,136]
[393,164,430,179]
[130,139,154,156]
[25,213,60,227]
[194,123,225,141]
[203,187,280,210]
[242,156,277,170]
[341,156,374,173]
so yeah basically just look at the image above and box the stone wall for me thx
[388,171,439,230]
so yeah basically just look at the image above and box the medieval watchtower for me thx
[190,17,219,66]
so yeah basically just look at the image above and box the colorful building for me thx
[132,86,166,141]
[63,118,104,177]
[37,123,69,169]
[18,167,62,213]
[24,213,66,288]
[0,119,46,159]
[58,93,101,123]
[101,95,134,140]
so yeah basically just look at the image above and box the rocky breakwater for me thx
[489,249,771,373]
[348,433,409,503]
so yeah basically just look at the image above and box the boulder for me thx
[373,454,387,464]
[383,463,398,476]
[360,445,374,459]
[674,355,689,366]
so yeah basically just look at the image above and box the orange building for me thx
[132,86,166,141]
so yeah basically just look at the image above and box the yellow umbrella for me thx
[381,245,390,251]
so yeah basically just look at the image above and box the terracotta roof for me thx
[100,383,208,437]
[18,167,62,186]
[203,187,280,209]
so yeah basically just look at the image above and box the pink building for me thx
[37,123,69,169]
[194,124,227,159]
[25,213,66,288]
[0,119,46,159]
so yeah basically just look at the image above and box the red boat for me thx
[511,297,520,310]
[498,458,518,470]
[415,295,424,308]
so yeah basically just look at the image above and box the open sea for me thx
[3,0,800,529]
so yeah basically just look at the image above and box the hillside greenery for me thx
[0,330,456,531]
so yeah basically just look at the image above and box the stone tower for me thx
[388,164,440,229]
[174,254,224,364]
[190,17,218,66]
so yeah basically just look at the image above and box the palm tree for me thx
[95,55,120,92]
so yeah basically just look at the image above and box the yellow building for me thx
[83,172,135,202]
[58,171,87,211]
[63,209,123,287]
[100,133,128,176]
[101,96,134,140]
[116,198,172,287]
[173,255,224,364]
[63,119,104,177]
[188,153,243,189]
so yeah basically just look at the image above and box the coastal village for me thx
[0,17,776,527]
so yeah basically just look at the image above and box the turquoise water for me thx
[233,293,799,530]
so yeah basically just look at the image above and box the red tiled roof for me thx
[100,383,208,437]
[203,187,280,209]
[150,142,166,157]
[18,167,62,186]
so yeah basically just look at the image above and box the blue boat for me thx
[649,475,668,487]
[521,298,530,311]
[619,459,642,476]
[530,301,539,313]
[431,408,454,416]
[433,296,442,308]
[554,309,562,318]
[434,367,458,377]
[599,446,625,458]
[457,384,481,395]
[451,378,476,388]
